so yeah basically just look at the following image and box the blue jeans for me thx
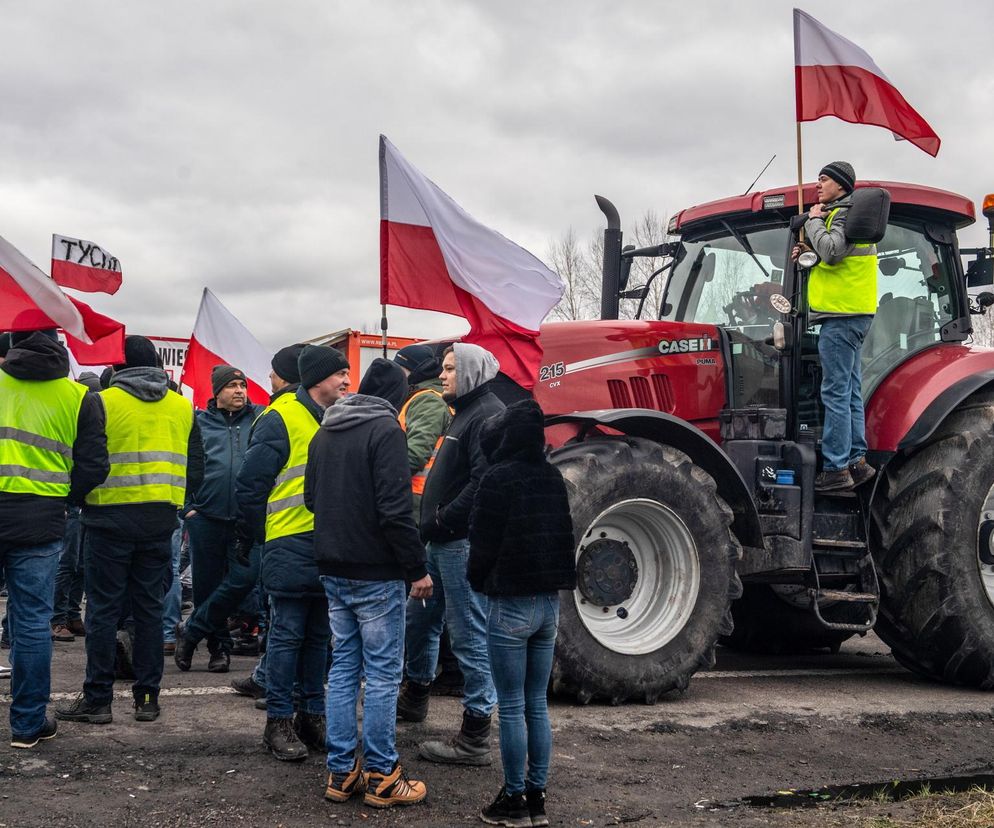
[1,539,60,738]
[404,538,496,717]
[265,595,328,719]
[487,594,559,794]
[162,524,183,643]
[52,507,84,626]
[818,315,873,472]
[82,527,172,704]
[322,577,406,775]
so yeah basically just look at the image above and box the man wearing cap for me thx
[174,365,262,673]
[794,161,878,492]
[56,336,203,725]
[1,330,109,748]
[236,345,349,761]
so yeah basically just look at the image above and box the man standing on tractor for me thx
[794,161,878,492]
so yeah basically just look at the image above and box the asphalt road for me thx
[2,610,994,827]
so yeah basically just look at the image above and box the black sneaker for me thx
[10,716,58,749]
[56,694,113,724]
[134,690,160,722]
[263,717,308,762]
[526,789,549,827]
[481,786,530,827]
[207,650,230,674]
[230,675,266,699]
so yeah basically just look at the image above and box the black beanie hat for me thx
[394,343,442,386]
[358,358,408,412]
[211,364,246,397]
[819,161,856,194]
[298,345,349,389]
[0,332,11,357]
[271,343,305,384]
[117,335,159,369]
[11,328,59,346]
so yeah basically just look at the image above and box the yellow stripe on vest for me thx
[263,394,319,542]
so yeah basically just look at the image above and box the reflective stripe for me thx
[266,493,307,514]
[0,426,73,459]
[274,464,307,487]
[0,465,70,484]
[99,473,187,489]
[108,450,187,465]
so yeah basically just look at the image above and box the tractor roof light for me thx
[983,194,994,220]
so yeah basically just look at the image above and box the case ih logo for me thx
[658,337,716,355]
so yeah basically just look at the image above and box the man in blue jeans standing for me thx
[794,161,879,492]
[398,343,504,765]
[306,358,432,808]
[0,330,108,748]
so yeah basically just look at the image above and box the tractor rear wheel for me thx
[871,390,994,687]
[550,437,742,704]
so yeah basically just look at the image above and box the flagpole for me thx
[795,121,805,241]
[380,303,388,358]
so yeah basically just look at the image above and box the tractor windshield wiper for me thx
[719,220,771,281]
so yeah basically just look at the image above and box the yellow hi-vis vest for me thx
[264,393,319,542]
[0,371,86,498]
[398,388,449,496]
[85,387,193,507]
[808,207,879,315]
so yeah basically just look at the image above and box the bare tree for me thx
[619,209,670,320]
[546,227,601,321]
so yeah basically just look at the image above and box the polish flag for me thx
[51,234,123,295]
[180,288,271,408]
[379,136,564,390]
[0,233,125,365]
[794,9,940,157]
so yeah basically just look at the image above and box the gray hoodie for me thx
[453,342,500,398]
[109,367,170,402]
[321,393,398,431]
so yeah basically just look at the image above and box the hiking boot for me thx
[66,618,86,637]
[849,457,877,488]
[396,680,431,723]
[115,629,135,680]
[133,689,160,722]
[814,468,854,492]
[293,711,326,752]
[10,716,58,749]
[325,759,367,802]
[230,675,266,700]
[56,693,113,724]
[207,650,230,674]
[363,763,426,808]
[173,624,196,672]
[262,717,308,762]
[480,786,530,827]
[51,624,75,642]
[419,710,492,766]
[526,789,549,827]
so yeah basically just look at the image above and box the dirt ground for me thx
[3,622,994,828]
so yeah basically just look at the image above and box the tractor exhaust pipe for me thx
[596,195,623,320]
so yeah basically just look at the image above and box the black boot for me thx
[526,789,549,827]
[293,711,327,752]
[263,717,308,761]
[173,623,196,672]
[480,786,530,827]
[397,680,432,723]
[207,649,230,673]
[133,688,160,722]
[419,709,492,766]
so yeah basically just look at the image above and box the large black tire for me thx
[722,584,861,654]
[550,437,742,704]
[871,390,994,687]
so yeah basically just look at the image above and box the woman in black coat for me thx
[467,399,576,828]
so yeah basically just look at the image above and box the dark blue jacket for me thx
[236,385,323,598]
[187,399,261,521]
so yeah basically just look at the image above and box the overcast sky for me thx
[2,1,992,350]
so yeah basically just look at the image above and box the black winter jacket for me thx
[305,394,428,583]
[186,399,261,520]
[467,399,577,596]
[0,334,109,546]
[419,383,504,543]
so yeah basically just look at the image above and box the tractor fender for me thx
[865,345,994,452]
[545,408,764,550]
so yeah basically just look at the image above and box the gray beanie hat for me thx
[819,161,856,193]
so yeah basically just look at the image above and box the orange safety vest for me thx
[398,388,449,496]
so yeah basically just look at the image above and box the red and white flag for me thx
[180,288,271,408]
[379,135,564,390]
[794,9,940,157]
[51,234,123,295]
[0,233,125,365]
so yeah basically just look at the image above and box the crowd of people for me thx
[0,328,577,826]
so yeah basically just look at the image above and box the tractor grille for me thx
[606,374,675,412]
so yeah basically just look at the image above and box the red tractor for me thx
[534,180,994,703]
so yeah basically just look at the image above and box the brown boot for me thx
[814,468,854,492]
[51,624,75,643]
[849,458,877,488]
[325,759,367,803]
[363,763,426,808]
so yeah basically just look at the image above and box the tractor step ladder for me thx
[807,489,880,633]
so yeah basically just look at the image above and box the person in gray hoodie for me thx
[398,343,504,767]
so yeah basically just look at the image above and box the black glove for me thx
[232,524,254,568]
